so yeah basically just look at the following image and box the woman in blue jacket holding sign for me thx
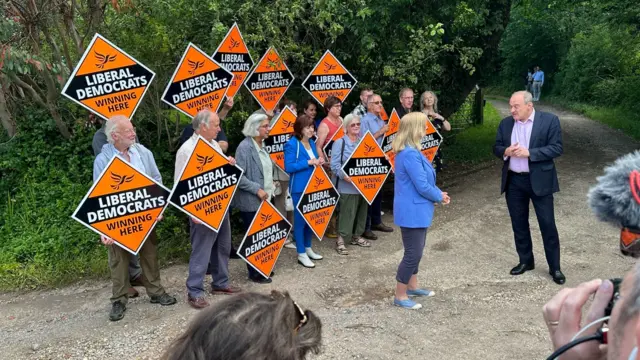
[391,112,451,310]
[284,114,325,269]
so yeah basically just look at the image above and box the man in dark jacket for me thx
[493,91,565,285]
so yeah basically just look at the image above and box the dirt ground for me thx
[1,100,638,359]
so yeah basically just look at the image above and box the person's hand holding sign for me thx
[157,214,164,221]
[191,217,202,225]
[344,176,352,184]
[227,156,237,166]
[317,157,325,166]
[257,189,269,201]
[101,235,115,246]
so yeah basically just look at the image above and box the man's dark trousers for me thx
[506,171,560,271]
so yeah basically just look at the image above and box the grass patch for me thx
[545,97,640,140]
[443,102,503,165]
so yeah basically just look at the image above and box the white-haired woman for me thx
[392,112,450,310]
[232,112,277,284]
[420,91,451,174]
[330,114,371,255]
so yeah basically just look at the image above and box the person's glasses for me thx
[350,123,361,128]
[121,127,136,135]
[372,101,383,105]
[402,96,414,100]
[293,300,308,332]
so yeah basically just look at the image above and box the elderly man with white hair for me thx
[175,109,241,309]
[231,111,279,283]
[93,115,176,322]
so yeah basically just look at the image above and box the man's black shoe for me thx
[510,263,535,275]
[109,301,126,322]
[550,270,566,285]
[372,223,394,233]
[362,230,378,240]
[150,293,177,306]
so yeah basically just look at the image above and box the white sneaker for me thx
[297,253,315,268]
[381,211,385,216]
[284,238,296,249]
[306,248,323,260]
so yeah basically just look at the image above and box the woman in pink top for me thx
[314,95,342,239]
[315,96,343,162]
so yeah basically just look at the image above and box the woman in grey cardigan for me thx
[330,113,372,255]
[232,112,277,284]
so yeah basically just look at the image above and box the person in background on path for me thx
[175,109,242,309]
[284,114,325,268]
[315,96,343,239]
[161,290,322,360]
[532,66,544,101]
[360,93,393,240]
[391,112,450,310]
[395,88,415,119]
[525,68,533,93]
[351,88,374,117]
[420,91,451,174]
[94,115,177,321]
[493,90,565,285]
[331,114,372,255]
[92,116,143,299]
[233,112,278,284]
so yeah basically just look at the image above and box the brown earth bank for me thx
[0,100,638,359]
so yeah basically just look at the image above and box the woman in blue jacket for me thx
[284,114,325,268]
[391,112,451,310]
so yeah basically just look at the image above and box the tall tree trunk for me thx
[0,87,17,137]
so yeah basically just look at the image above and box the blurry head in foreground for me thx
[161,290,322,360]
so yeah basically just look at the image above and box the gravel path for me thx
[1,100,638,359]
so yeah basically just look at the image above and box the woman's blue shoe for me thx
[407,288,435,297]
[393,298,422,309]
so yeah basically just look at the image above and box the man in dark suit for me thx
[493,91,565,285]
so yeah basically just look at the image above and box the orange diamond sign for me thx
[296,166,340,240]
[237,200,292,279]
[421,118,443,163]
[61,33,155,121]
[72,156,170,255]
[302,50,357,105]
[169,136,243,231]
[341,132,392,204]
[244,47,294,112]
[381,108,401,171]
[161,43,234,118]
[211,23,254,99]
[264,106,296,173]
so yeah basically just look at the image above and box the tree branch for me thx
[56,21,75,72]
[8,72,46,108]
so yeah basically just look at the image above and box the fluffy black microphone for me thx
[588,150,640,257]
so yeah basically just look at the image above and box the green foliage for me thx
[444,101,502,165]
[492,0,640,126]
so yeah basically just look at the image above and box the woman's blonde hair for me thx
[392,112,426,153]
